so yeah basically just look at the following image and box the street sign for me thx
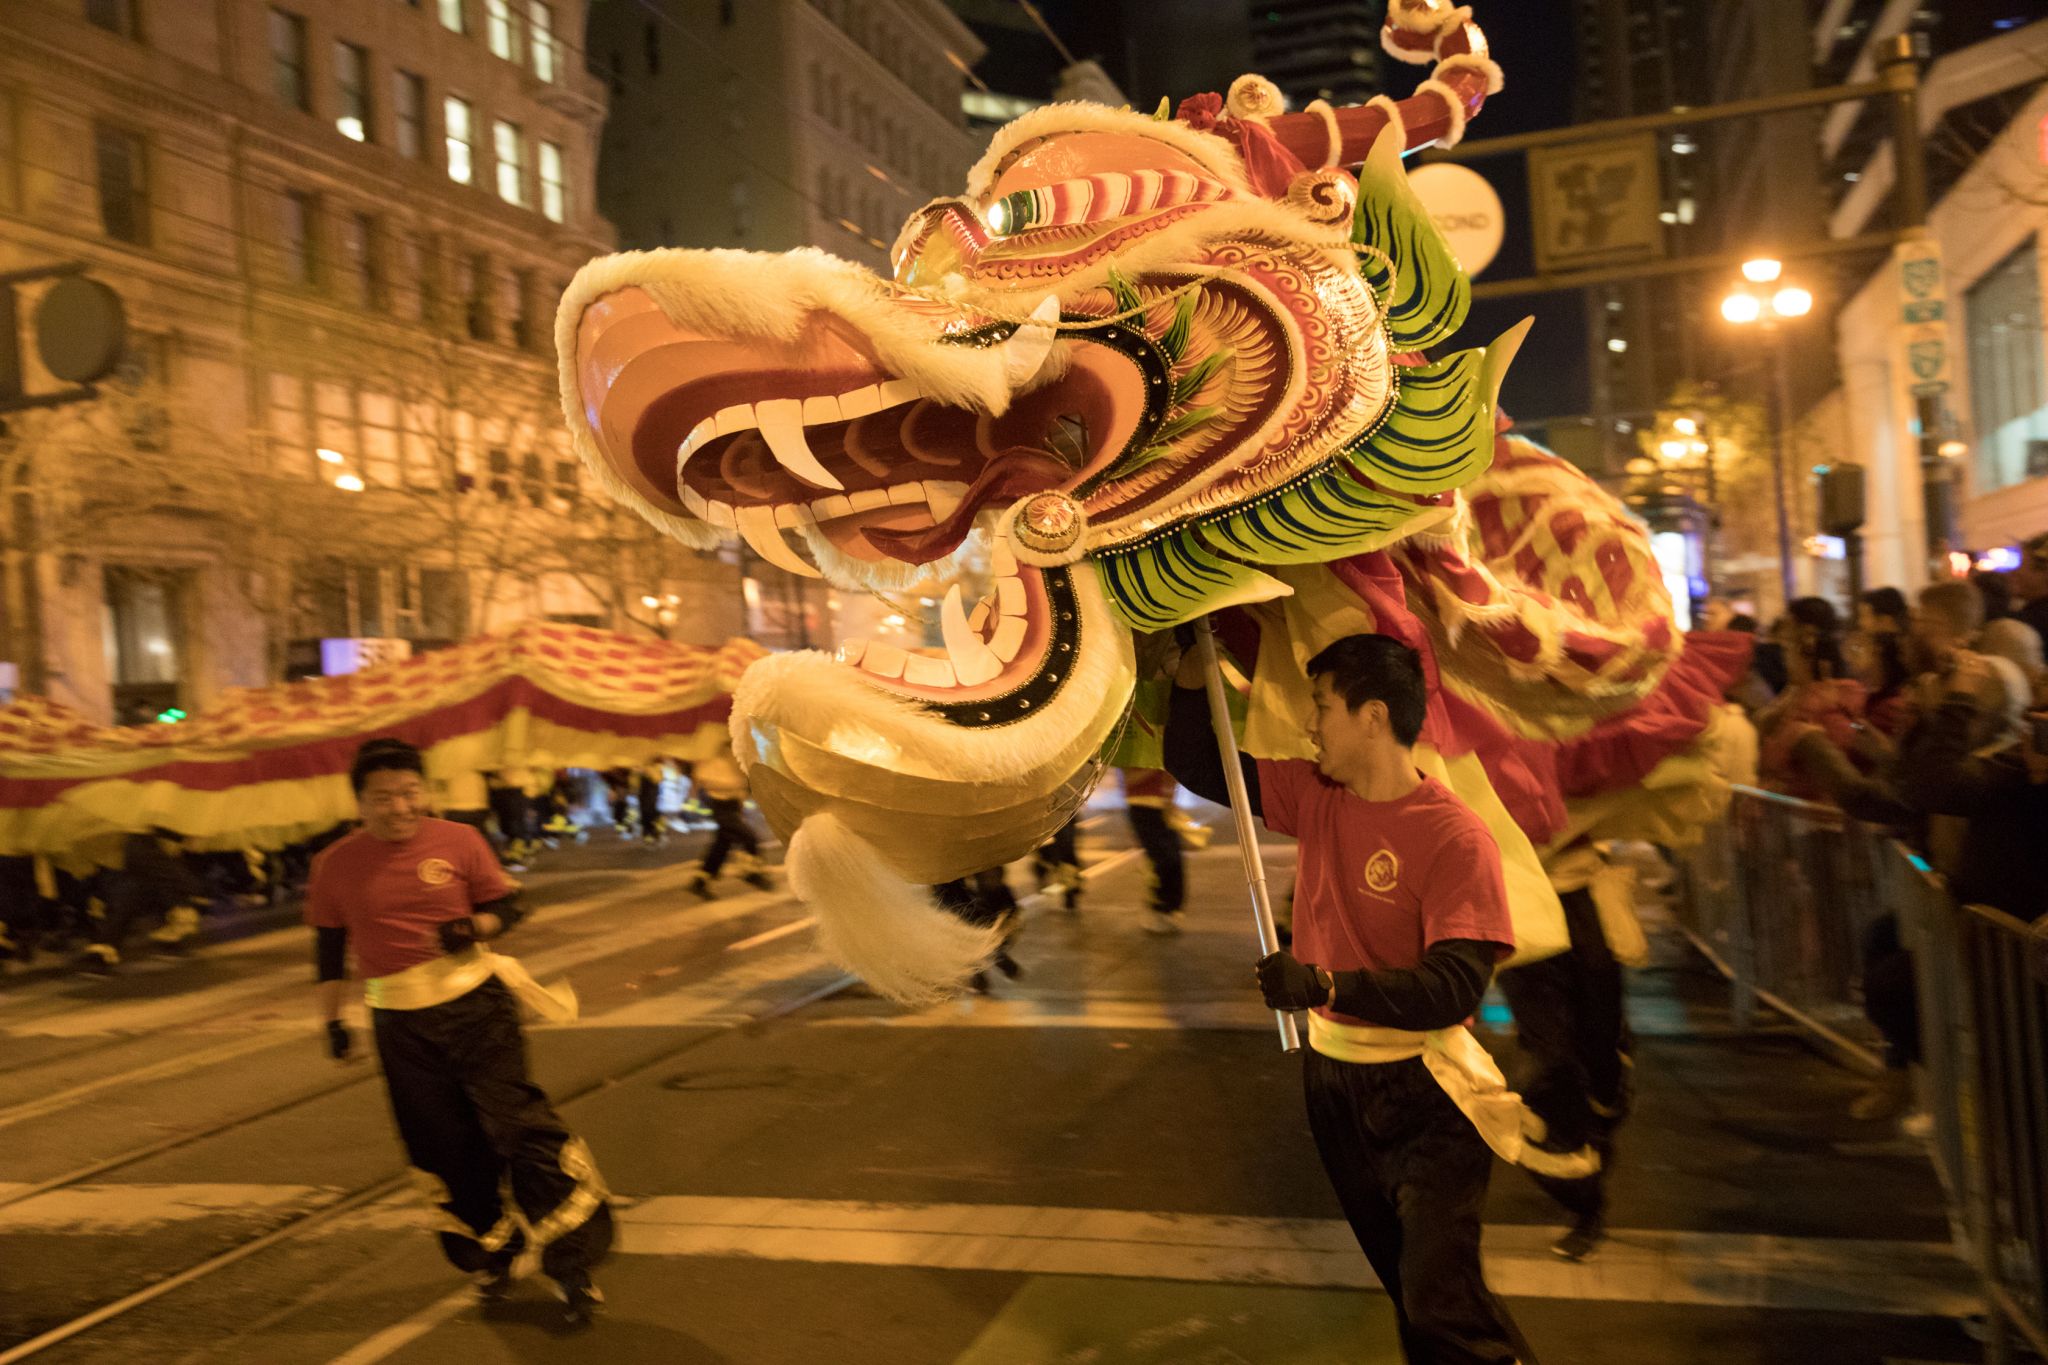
[1406,163,1505,276]
[1895,238,1950,397]
[1527,134,1662,274]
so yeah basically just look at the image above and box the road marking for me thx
[0,1181,335,1232]
[725,915,817,952]
[812,995,1278,1031]
[20,1185,1975,1321]
[609,1196,1977,1319]
[323,1288,473,1365]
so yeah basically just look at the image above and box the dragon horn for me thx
[1264,3,1504,165]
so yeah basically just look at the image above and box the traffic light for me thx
[1818,464,1866,535]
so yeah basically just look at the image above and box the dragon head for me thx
[559,3,1513,1000]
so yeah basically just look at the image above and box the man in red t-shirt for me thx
[1166,633,1535,1365]
[308,739,611,1328]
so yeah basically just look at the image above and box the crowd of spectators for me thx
[1706,530,2048,1121]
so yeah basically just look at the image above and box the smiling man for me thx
[1165,633,1532,1365]
[307,738,612,1328]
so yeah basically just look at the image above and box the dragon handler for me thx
[309,739,612,1327]
[1167,635,1538,1365]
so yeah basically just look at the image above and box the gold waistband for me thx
[365,947,496,1011]
[1307,1013,1429,1064]
[365,947,578,1024]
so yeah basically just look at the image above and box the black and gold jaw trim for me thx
[924,567,1081,729]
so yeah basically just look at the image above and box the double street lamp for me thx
[1720,257,1811,604]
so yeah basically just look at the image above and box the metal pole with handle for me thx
[1192,617,1300,1053]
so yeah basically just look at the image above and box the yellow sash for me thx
[365,945,579,1023]
[1307,1014,1599,1179]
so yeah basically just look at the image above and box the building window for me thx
[85,0,139,38]
[529,2,557,82]
[93,123,149,245]
[511,267,538,348]
[279,189,318,286]
[487,446,513,499]
[485,0,516,61]
[340,211,380,308]
[334,41,371,142]
[463,251,492,341]
[644,19,660,74]
[444,95,474,184]
[437,0,464,34]
[270,9,308,111]
[1966,239,2047,496]
[405,233,441,325]
[493,120,524,206]
[538,140,565,223]
[393,71,425,158]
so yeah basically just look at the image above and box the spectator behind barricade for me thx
[1898,651,2046,920]
[1758,598,1868,798]
[1976,616,2044,697]
[2009,531,2048,646]
[1972,568,2014,625]
[1850,588,1915,737]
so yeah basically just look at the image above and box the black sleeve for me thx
[474,893,525,935]
[1328,938,1499,1031]
[315,925,348,983]
[1162,682,1262,818]
[1900,699,2018,817]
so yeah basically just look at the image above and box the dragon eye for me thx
[983,172,1229,240]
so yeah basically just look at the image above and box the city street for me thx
[0,808,1982,1365]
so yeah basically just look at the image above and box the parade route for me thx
[0,817,1985,1364]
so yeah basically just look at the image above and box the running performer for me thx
[309,739,612,1327]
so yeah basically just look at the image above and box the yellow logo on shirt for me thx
[1363,849,1400,894]
[417,858,455,886]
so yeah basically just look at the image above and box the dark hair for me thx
[1304,633,1428,746]
[1786,597,1846,678]
[1971,570,2012,621]
[350,737,424,793]
[1860,587,1909,629]
[1727,613,1758,634]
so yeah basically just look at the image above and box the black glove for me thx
[437,917,480,953]
[325,1019,352,1061]
[1256,951,1331,1011]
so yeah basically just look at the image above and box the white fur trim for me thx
[1416,78,1470,148]
[798,525,981,595]
[1435,51,1505,97]
[1366,95,1408,155]
[1381,23,1434,65]
[1225,73,1287,122]
[964,102,1255,206]
[1304,99,1343,168]
[785,810,1000,1005]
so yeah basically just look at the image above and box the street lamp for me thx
[1721,257,1810,604]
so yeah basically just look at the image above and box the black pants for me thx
[702,797,759,877]
[1499,888,1622,1227]
[1861,913,1920,1069]
[1304,1051,1535,1364]
[487,788,529,849]
[637,775,662,840]
[1496,887,1632,1224]
[1125,805,1184,914]
[373,978,613,1283]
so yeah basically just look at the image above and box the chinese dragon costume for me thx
[556,0,1752,1006]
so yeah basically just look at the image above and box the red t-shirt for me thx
[1256,761,1514,1026]
[304,818,514,980]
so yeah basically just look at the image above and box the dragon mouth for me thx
[573,283,1139,707]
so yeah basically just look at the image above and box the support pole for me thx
[1192,617,1300,1053]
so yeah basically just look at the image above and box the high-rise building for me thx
[591,0,984,272]
[0,0,725,724]
[1247,1,1383,111]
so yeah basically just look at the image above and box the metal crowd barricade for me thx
[1672,785,1888,1069]
[1676,786,2048,1359]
